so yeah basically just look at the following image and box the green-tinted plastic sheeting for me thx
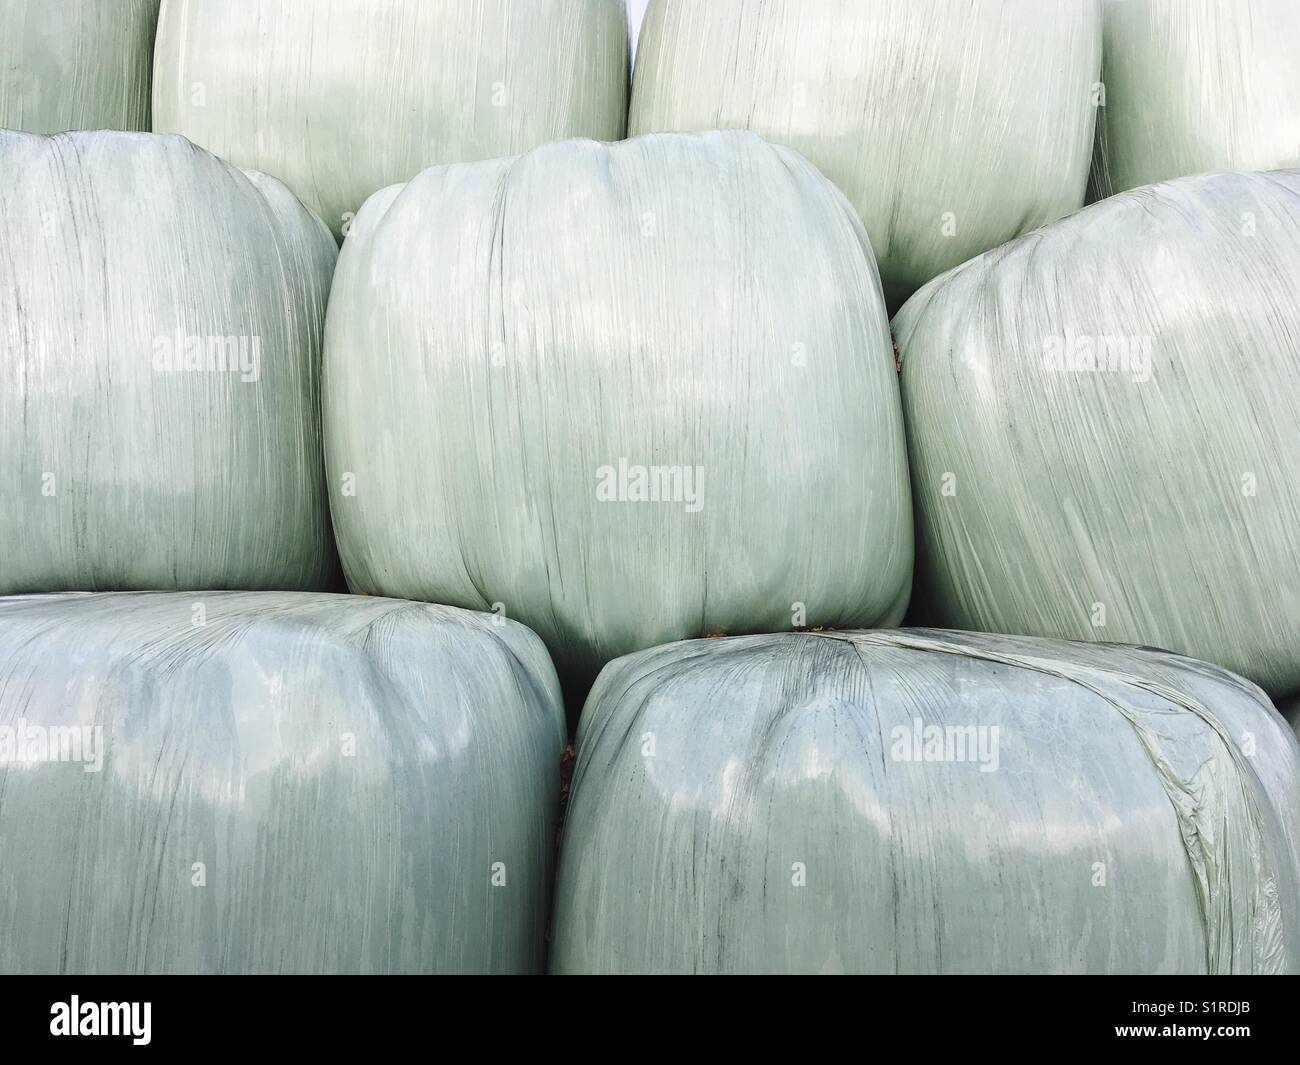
[551,629,1300,975]
[629,0,1101,310]
[1092,0,1300,199]
[324,130,913,698]
[895,169,1300,700]
[152,0,630,240]
[0,0,160,133]
[0,131,338,594]
[0,591,566,974]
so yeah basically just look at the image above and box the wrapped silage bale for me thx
[0,591,565,974]
[551,630,1300,975]
[629,0,1102,309]
[0,130,338,594]
[152,0,630,240]
[1093,0,1300,199]
[325,130,913,695]
[0,0,160,133]
[895,169,1300,700]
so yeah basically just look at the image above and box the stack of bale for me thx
[0,0,623,975]
[0,0,1297,975]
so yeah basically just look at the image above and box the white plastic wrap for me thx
[0,591,565,974]
[0,0,160,133]
[324,130,913,694]
[1093,0,1300,198]
[0,131,338,594]
[895,168,1300,699]
[152,0,630,239]
[629,0,1102,308]
[551,630,1300,974]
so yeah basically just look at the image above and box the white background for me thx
[628,0,650,58]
